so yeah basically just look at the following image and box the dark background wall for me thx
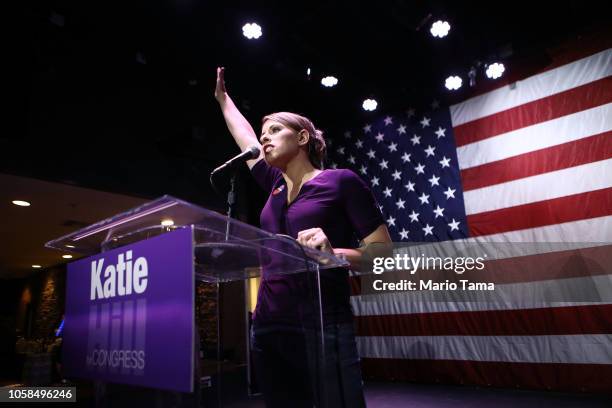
[0,266,246,382]
[0,268,65,380]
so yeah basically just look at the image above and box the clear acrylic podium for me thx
[46,195,349,407]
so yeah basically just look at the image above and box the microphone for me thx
[211,145,260,174]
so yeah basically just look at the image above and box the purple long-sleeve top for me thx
[250,159,384,328]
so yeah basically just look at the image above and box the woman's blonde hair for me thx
[262,112,327,169]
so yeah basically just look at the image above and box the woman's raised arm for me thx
[215,67,263,168]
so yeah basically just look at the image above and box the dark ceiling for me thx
[9,0,610,208]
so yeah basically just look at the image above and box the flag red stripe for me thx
[360,358,612,393]
[461,132,612,191]
[467,188,612,237]
[453,77,612,147]
[355,304,612,337]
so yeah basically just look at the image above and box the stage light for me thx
[62,255,73,259]
[12,200,31,207]
[430,20,450,38]
[486,62,505,79]
[32,265,42,269]
[445,75,462,90]
[242,23,262,39]
[307,67,311,76]
[161,219,174,226]
[362,99,378,111]
[321,76,338,87]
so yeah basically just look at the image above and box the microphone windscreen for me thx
[246,145,260,158]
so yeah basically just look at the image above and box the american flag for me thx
[330,48,612,392]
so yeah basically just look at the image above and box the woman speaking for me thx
[214,67,391,407]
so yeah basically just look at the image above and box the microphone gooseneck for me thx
[209,145,261,228]
[211,145,260,175]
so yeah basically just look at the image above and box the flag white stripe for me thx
[456,103,612,170]
[463,158,612,215]
[357,334,612,364]
[352,275,612,316]
[450,49,612,126]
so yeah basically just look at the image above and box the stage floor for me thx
[2,379,609,407]
[220,381,610,408]
[362,381,610,408]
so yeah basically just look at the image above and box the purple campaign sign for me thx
[63,227,194,392]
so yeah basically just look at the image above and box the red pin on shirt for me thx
[272,185,285,196]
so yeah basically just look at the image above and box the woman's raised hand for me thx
[214,67,227,103]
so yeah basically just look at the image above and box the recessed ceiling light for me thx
[12,200,31,207]
[32,265,42,269]
[161,219,174,226]
[62,255,73,259]
[65,244,76,249]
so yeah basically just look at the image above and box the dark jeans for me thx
[251,322,366,408]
